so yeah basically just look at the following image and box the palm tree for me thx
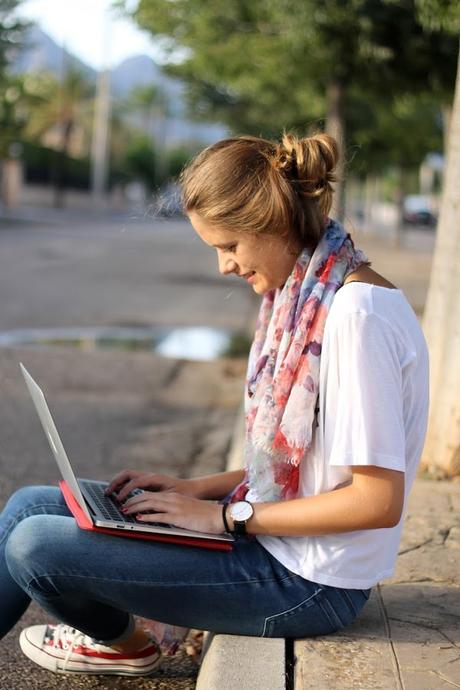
[25,66,95,207]
[123,84,169,181]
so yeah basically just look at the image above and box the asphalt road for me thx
[0,215,258,331]
[0,214,256,690]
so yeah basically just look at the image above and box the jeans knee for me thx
[4,485,61,516]
[5,515,60,593]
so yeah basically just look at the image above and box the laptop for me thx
[20,363,234,551]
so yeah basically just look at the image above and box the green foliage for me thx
[0,74,28,156]
[21,140,91,189]
[124,0,327,135]
[119,0,457,180]
[166,145,197,179]
[24,67,95,147]
[346,89,444,176]
[0,2,30,155]
[416,0,460,34]
[0,1,29,79]
[122,133,158,190]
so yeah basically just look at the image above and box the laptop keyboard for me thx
[82,481,170,528]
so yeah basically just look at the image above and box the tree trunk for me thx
[393,163,407,249]
[441,104,452,161]
[325,80,346,223]
[421,43,460,477]
[53,121,73,208]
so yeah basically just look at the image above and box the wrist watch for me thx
[228,500,254,536]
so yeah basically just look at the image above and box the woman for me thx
[0,132,429,676]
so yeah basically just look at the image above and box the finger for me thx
[123,489,180,508]
[105,470,138,495]
[123,493,176,515]
[136,512,171,524]
[122,495,163,514]
[116,476,154,502]
[117,474,167,502]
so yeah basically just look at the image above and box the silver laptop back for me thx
[20,363,92,520]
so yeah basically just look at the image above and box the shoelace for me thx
[46,624,100,671]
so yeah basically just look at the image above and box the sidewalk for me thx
[197,478,460,690]
[197,227,460,689]
[292,477,460,689]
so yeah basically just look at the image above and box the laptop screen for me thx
[20,363,92,520]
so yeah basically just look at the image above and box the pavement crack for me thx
[376,585,406,690]
[388,617,460,649]
[393,577,437,584]
[430,670,460,688]
[162,360,185,387]
[398,538,433,555]
[440,526,453,544]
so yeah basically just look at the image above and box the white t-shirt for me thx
[253,283,429,589]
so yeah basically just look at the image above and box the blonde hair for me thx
[180,131,339,249]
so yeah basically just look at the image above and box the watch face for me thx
[231,501,253,522]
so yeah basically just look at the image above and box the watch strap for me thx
[222,503,231,534]
[233,519,247,536]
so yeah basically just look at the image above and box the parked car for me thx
[402,195,437,227]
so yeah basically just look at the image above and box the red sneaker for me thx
[19,623,162,676]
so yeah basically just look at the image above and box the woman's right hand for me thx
[105,470,200,503]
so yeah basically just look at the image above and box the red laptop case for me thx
[59,480,233,552]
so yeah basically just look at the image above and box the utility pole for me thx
[91,9,111,206]
[91,67,111,204]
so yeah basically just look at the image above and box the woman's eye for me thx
[226,245,237,253]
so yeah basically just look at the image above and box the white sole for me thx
[19,629,162,676]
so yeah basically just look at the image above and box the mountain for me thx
[10,25,97,82]
[9,25,227,147]
[110,54,185,117]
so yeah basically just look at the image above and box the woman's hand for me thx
[105,469,200,503]
[120,490,224,535]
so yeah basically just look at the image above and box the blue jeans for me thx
[1,486,371,641]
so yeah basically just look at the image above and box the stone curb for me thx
[196,408,288,690]
[197,634,285,690]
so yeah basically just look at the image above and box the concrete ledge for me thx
[196,633,285,690]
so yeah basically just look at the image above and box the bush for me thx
[122,134,157,191]
[21,140,90,189]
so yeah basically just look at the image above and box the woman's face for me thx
[188,212,302,295]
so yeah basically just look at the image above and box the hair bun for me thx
[273,132,339,215]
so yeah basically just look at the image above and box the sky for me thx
[17,0,167,69]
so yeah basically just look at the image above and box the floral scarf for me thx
[229,219,369,503]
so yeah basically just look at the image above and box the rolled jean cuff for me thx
[94,613,136,646]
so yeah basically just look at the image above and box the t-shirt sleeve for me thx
[327,310,406,472]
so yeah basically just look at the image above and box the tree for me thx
[0,74,29,158]
[415,0,460,477]
[123,83,169,178]
[24,67,95,206]
[348,88,444,233]
[0,1,28,81]
[120,0,457,219]
[0,1,29,206]
[122,132,157,191]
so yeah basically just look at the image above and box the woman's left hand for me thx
[120,491,224,535]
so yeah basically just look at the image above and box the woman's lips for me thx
[242,271,256,284]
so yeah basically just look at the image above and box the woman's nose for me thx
[218,253,237,275]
